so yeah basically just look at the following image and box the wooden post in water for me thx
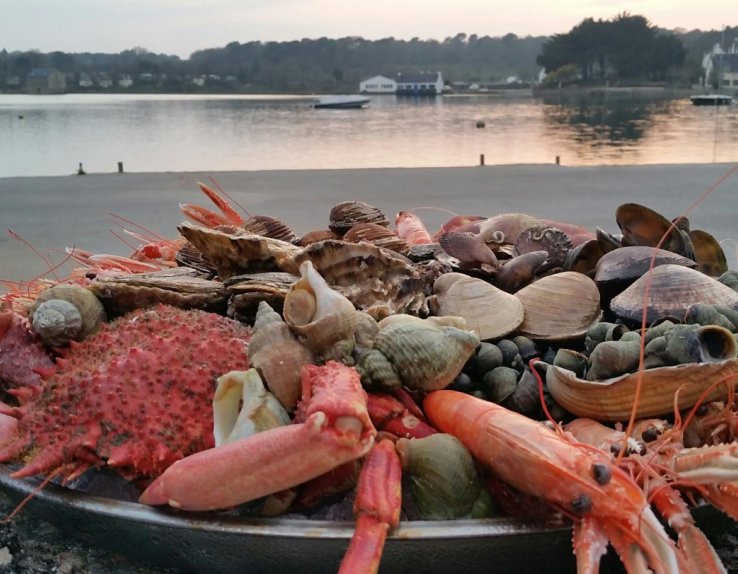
[555,155,560,166]
[118,162,124,173]
[479,154,485,166]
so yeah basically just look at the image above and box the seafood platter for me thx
[1,182,738,573]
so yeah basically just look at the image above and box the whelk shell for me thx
[29,284,106,346]
[514,271,602,342]
[248,301,315,410]
[431,273,523,341]
[546,360,738,421]
[610,264,738,325]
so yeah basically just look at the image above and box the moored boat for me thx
[690,94,733,106]
[313,95,371,109]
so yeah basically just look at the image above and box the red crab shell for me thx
[0,304,251,483]
[0,311,55,396]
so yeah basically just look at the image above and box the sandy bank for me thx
[1,163,737,282]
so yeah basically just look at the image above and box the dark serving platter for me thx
[0,465,731,573]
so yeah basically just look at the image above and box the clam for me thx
[248,301,315,410]
[177,221,302,279]
[594,246,698,310]
[546,359,738,422]
[29,284,106,346]
[563,239,608,276]
[282,260,363,361]
[494,251,550,293]
[610,264,738,325]
[297,229,341,247]
[328,200,389,236]
[438,232,499,271]
[357,316,479,392]
[430,273,523,341]
[514,271,602,343]
[294,239,426,315]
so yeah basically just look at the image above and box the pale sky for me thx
[2,0,735,58]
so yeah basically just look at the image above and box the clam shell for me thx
[514,272,602,342]
[546,360,738,421]
[178,221,302,279]
[329,201,389,236]
[689,229,728,277]
[615,203,693,257]
[610,264,738,325]
[432,274,523,341]
[294,239,426,315]
[297,229,340,247]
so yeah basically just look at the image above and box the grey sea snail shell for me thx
[29,285,107,347]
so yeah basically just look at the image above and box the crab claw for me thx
[139,361,375,511]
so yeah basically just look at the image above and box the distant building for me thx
[25,68,66,94]
[701,39,738,89]
[359,75,397,94]
[720,53,738,89]
[118,75,133,88]
[395,71,444,96]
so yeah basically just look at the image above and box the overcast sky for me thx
[2,0,734,57]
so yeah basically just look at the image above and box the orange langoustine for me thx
[2,169,738,573]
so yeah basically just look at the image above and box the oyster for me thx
[225,271,298,322]
[178,222,302,279]
[89,267,228,316]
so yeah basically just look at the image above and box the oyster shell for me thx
[294,239,427,315]
[225,271,298,322]
[178,221,302,279]
[546,360,738,421]
[431,273,523,341]
[610,264,738,325]
[329,201,389,236]
[89,267,228,316]
[514,271,602,342]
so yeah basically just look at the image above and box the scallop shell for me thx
[329,201,389,236]
[546,359,738,421]
[248,302,315,410]
[431,273,523,341]
[610,264,738,325]
[297,229,341,247]
[514,272,602,342]
[282,260,361,361]
[241,215,299,244]
[343,222,409,254]
[29,284,106,346]
[178,221,302,279]
[294,239,426,315]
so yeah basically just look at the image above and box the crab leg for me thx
[140,361,375,511]
[338,438,402,574]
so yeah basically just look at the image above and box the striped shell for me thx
[610,264,738,325]
[343,222,409,254]
[241,215,299,244]
[329,201,389,236]
[29,285,106,346]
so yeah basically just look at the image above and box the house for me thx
[701,39,738,89]
[395,71,444,96]
[25,68,66,94]
[359,75,397,94]
[719,53,738,89]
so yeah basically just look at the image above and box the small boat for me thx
[690,94,733,106]
[313,95,371,109]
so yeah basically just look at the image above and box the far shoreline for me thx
[1,162,736,282]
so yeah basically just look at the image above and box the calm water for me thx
[1,92,737,177]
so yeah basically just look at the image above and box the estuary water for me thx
[1,91,737,177]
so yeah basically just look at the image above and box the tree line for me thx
[1,18,735,93]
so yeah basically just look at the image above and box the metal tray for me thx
[0,466,729,573]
